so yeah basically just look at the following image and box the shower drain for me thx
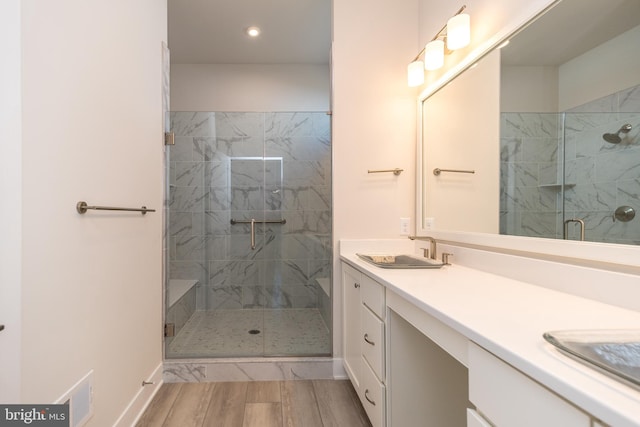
[248,329,261,335]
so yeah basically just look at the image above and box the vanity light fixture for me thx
[246,26,261,37]
[424,39,445,70]
[407,5,471,87]
[446,13,470,50]
[407,61,425,87]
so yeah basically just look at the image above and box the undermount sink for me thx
[543,330,640,390]
[356,253,444,269]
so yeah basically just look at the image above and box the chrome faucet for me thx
[409,235,437,260]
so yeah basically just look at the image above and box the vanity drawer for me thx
[360,356,385,427]
[362,304,385,381]
[467,409,492,427]
[361,274,385,319]
[469,343,590,427]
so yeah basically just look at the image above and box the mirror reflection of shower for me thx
[603,124,632,144]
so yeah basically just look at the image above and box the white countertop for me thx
[340,245,640,426]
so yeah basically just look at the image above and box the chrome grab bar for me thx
[563,218,585,241]
[76,201,155,215]
[433,168,475,176]
[230,218,287,250]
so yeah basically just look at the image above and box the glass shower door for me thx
[165,111,332,359]
[225,156,273,356]
[262,112,332,356]
[561,111,640,245]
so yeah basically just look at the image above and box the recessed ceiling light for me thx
[246,26,261,37]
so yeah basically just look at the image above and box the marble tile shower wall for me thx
[501,84,640,244]
[168,112,332,311]
[500,113,563,238]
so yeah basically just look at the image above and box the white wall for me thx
[0,0,22,404]
[20,1,166,425]
[559,24,640,111]
[332,0,420,355]
[500,65,559,112]
[332,0,419,239]
[171,63,330,111]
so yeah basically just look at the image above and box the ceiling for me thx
[168,0,331,64]
[501,0,640,66]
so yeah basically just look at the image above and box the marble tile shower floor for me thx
[167,308,331,358]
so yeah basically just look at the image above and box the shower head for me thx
[602,124,632,144]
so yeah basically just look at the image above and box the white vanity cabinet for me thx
[469,342,594,427]
[342,262,386,427]
[343,262,363,390]
[342,257,626,427]
[467,409,492,427]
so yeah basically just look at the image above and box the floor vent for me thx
[55,370,94,427]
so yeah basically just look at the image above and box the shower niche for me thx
[164,111,332,359]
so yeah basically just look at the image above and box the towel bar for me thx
[76,201,156,215]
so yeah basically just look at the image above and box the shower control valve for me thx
[613,206,635,222]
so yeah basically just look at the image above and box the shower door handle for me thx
[250,219,256,250]
[230,218,287,250]
[563,218,585,241]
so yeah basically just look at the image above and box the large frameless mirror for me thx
[418,0,640,250]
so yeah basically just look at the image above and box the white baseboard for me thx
[333,358,347,379]
[113,362,163,427]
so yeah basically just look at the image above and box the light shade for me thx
[424,40,445,71]
[446,14,470,50]
[408,61,425,87]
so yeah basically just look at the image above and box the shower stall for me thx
[500,85,640,244]
[164,111,332,359]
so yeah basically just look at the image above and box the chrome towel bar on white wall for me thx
[368,168,403,176]
[433,168,475,176]
[76,201,156,215]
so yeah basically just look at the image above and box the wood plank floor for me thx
[136,380,372,427]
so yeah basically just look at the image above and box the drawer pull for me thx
[354,282,360,288]
[364,389,376,406]
[363,333,375,346]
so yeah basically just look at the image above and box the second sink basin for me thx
[543,329,640,390]
[356,253,444,269]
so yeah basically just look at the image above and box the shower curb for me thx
[163,357,339,382]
